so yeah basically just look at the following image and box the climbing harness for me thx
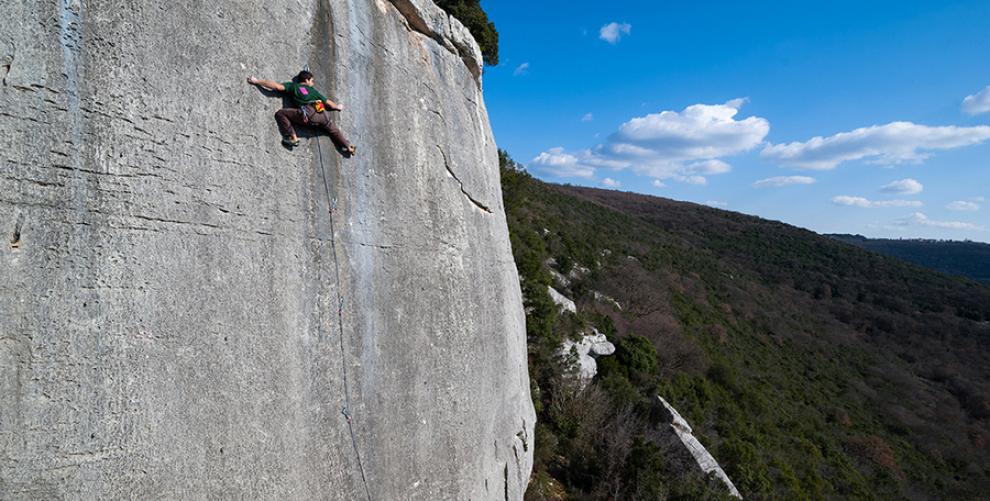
[316,135,374,501]
[300,102,329,125]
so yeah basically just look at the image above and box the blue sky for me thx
[481,0,990,242]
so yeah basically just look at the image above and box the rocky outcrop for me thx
[549,269,570,288]
[559,329,615,384]
[593,290,622,310]
[0,0,533,499]
[657,397,742,498]
[548,286,577,314]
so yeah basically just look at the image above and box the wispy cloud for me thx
[880,178,924,195]
[581,113,594,122]
[652,179,666,188]
[601,177,621,187]
[895,212,984,231]
[762,122,990,169]
[753,176,816,188]
[513,62,530,76]
[832,196,923,208]
[704,201,728,208]
[963,85,990,115]
[532,99,769,185]
[947,200,981,211]
[599,22,631,44]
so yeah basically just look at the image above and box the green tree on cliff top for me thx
[434,0,499,66]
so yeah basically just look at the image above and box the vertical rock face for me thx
[0,0,534,499]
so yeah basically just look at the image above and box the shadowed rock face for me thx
[0,1,534,499]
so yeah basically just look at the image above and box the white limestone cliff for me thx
[0,1,533,499]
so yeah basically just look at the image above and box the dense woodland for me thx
[500,152,990,500]
[829,235,990,286]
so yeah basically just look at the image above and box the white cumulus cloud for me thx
[601,177,621,187]
[531,147,595,178]
[599,22,631,44]
[581,113,594,122]
[531,99,769,185]
[753,176,817,188]
[832,196,923,208]
[761,122,990,169]
[704,201,728,208]
[896,212,984,231]
[513,62,530,76]
[652,179,666,188]
[880,178,924,195]
[947,200,980,211]
[962,85,990,115]
[607,99,767,161]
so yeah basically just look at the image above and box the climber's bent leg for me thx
[309,111,354,154]
[274,108,304,139]
[322,121,352,151]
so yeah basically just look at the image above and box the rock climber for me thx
[247,70,357,156]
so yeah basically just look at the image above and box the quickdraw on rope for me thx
[315,135,374,501]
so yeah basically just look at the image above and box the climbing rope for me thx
[316,136,374,501]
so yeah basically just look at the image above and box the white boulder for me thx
[548,286,577,314]
[559,329,617,384]
[658,396,742,498]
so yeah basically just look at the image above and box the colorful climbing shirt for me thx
[282,82,327,106]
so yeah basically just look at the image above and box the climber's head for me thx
[295,70,315,86]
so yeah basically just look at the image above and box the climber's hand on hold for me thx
[247,76,258,85]
[325,99,344,111]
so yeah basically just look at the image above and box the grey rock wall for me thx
[0,0,534,499]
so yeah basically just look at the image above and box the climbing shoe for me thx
[282,136,300,147]
[344,145,357,157]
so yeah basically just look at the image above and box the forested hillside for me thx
[501,153,990,500]
[829,235,990,286]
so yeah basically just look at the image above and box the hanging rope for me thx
[316,136,374,501]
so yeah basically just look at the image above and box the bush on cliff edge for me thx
[434,0,499,65]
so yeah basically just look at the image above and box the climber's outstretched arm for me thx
[246,76,285,92]
[324,99,344,111]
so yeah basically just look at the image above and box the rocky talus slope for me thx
[0,1,534,499]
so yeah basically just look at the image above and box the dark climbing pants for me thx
[275,106,350,149]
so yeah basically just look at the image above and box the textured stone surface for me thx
[657,397,741,498]
[0,0,533,499]
[547,286,576,314]
[559,329,615,383]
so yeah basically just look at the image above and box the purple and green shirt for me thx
[282,82,327,106]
